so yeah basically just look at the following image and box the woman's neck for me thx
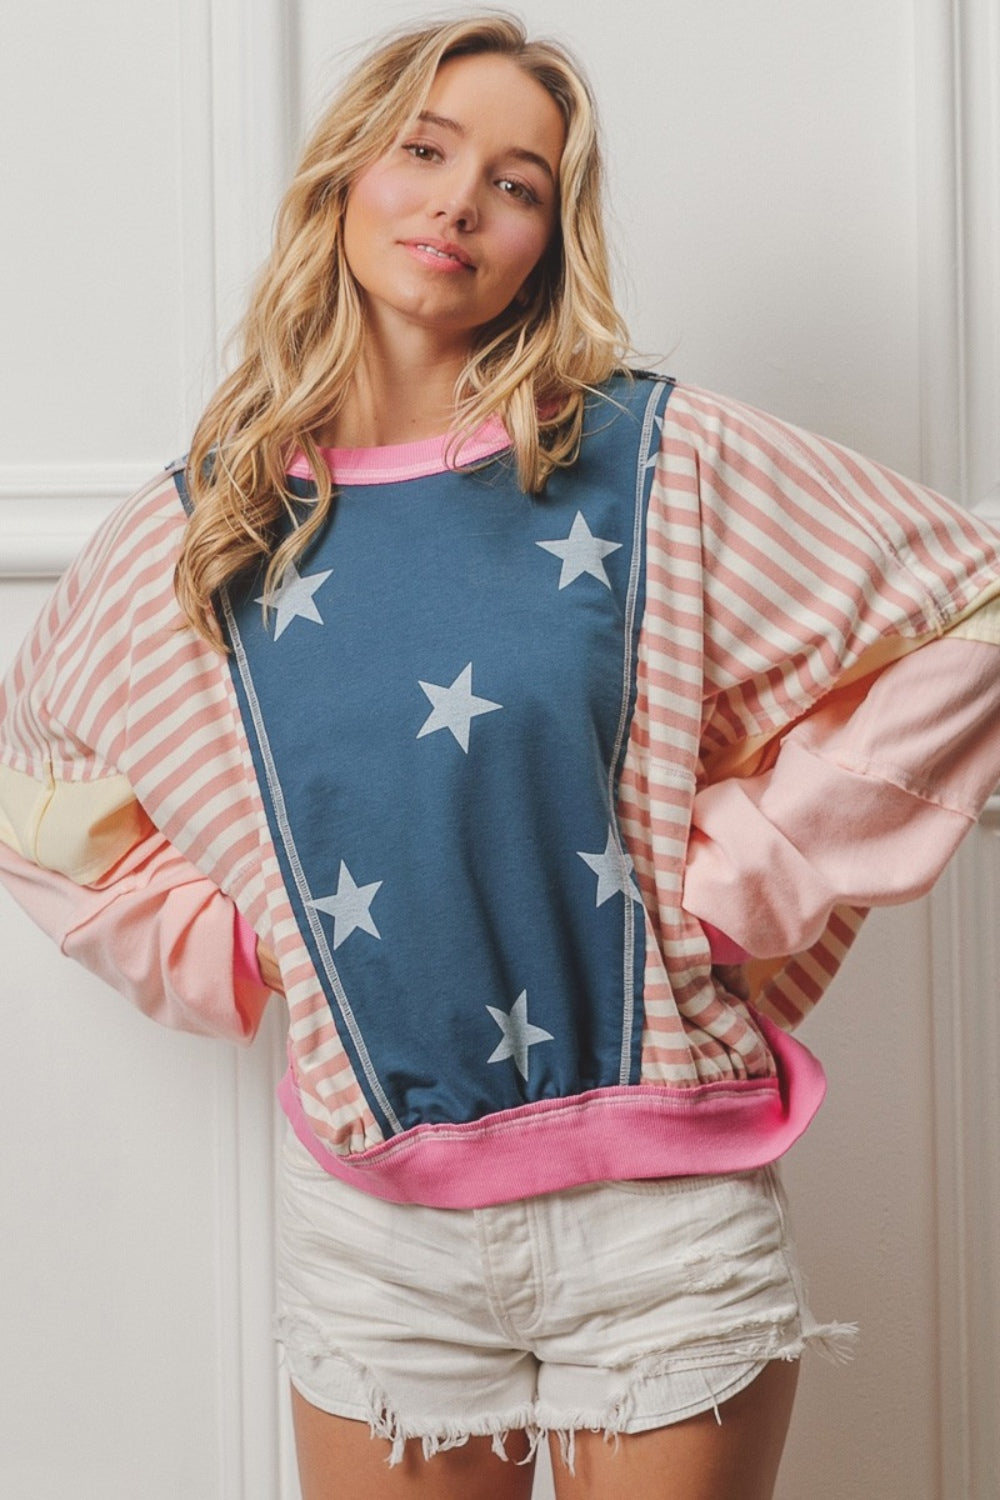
[313,329,469,448]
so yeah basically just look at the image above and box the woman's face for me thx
[343,52,566,354]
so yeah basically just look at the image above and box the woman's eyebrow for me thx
[416,110,556,184]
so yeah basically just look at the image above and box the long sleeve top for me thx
[2,375,999,1206]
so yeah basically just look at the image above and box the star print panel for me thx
[256,561,333,639]
[223,377,673,1137]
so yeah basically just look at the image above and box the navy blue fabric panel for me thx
[221,375,672,1136]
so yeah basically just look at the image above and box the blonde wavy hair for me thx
[176,12,631,646]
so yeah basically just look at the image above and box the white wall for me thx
[1,3,997,1497]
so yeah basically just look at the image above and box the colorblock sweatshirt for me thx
[2,374,999,1207]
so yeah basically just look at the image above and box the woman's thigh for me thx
[551,1358,799,1500]
[291,1359,797,1500]
[290,1387,537,1500]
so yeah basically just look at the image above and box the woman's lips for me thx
[401,239,475,271]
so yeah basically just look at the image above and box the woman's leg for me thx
[550,1358,799,1500]
[290,1386,537,1500]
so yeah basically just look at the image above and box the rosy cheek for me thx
[497,220,552,280]
[351,164,419,225]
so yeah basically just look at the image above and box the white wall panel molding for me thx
[1,8,298,1493]
[956,0,1000,523]
[914,0,963,498]
[0,465,160,578]
[180,3,296,1497]
[208,0,295,355]
[916,0,1000,516]
[212,1009,292,1500]
[931,838,1000,1500]
[176,0,219,434]
[918,5,1000,1494]
[177,0,295,421]
[0,0,295,588]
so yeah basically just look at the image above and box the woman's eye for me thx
[497,177,538,204]
[403,142,439,162]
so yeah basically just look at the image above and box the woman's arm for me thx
[682,632,1000,959]
[0,824,274,1040]
[0,471,280,1036]
[254,940,285,996]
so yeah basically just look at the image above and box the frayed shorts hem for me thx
[282,1362,769,1468]
[279,1319,856,1470]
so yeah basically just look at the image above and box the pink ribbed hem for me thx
[287,419,510,486]
[277,1015,826,1207]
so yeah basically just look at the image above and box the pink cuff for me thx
[233,910,265,986]
[698,918,751,965]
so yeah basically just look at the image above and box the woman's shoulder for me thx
[21,464,195,678]
[69,463,190,593]
[652,378,1000,641]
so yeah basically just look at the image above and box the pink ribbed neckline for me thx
[288,417,510,486]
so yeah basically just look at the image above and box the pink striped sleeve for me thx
[682,635,1000,958]
[0,472,275,1040]
[667,386,1000,745]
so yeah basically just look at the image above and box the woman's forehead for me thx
[416,53,565,174]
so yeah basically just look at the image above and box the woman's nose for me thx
[430,170,480,232]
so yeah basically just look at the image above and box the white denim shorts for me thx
[274,1125,854,1466]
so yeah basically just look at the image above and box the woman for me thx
[2,14,999,1499]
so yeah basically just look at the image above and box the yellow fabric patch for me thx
[700,632,935,784]
[945,590,1000,645]
[0,762,149,883]
[703,582,1000,786]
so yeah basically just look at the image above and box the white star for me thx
[308,860,382,949]
[537,512,622,589]
[577,828,642,906]
[257,561,332,640]
[417,663,502,752]
[486,991,554,1080]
